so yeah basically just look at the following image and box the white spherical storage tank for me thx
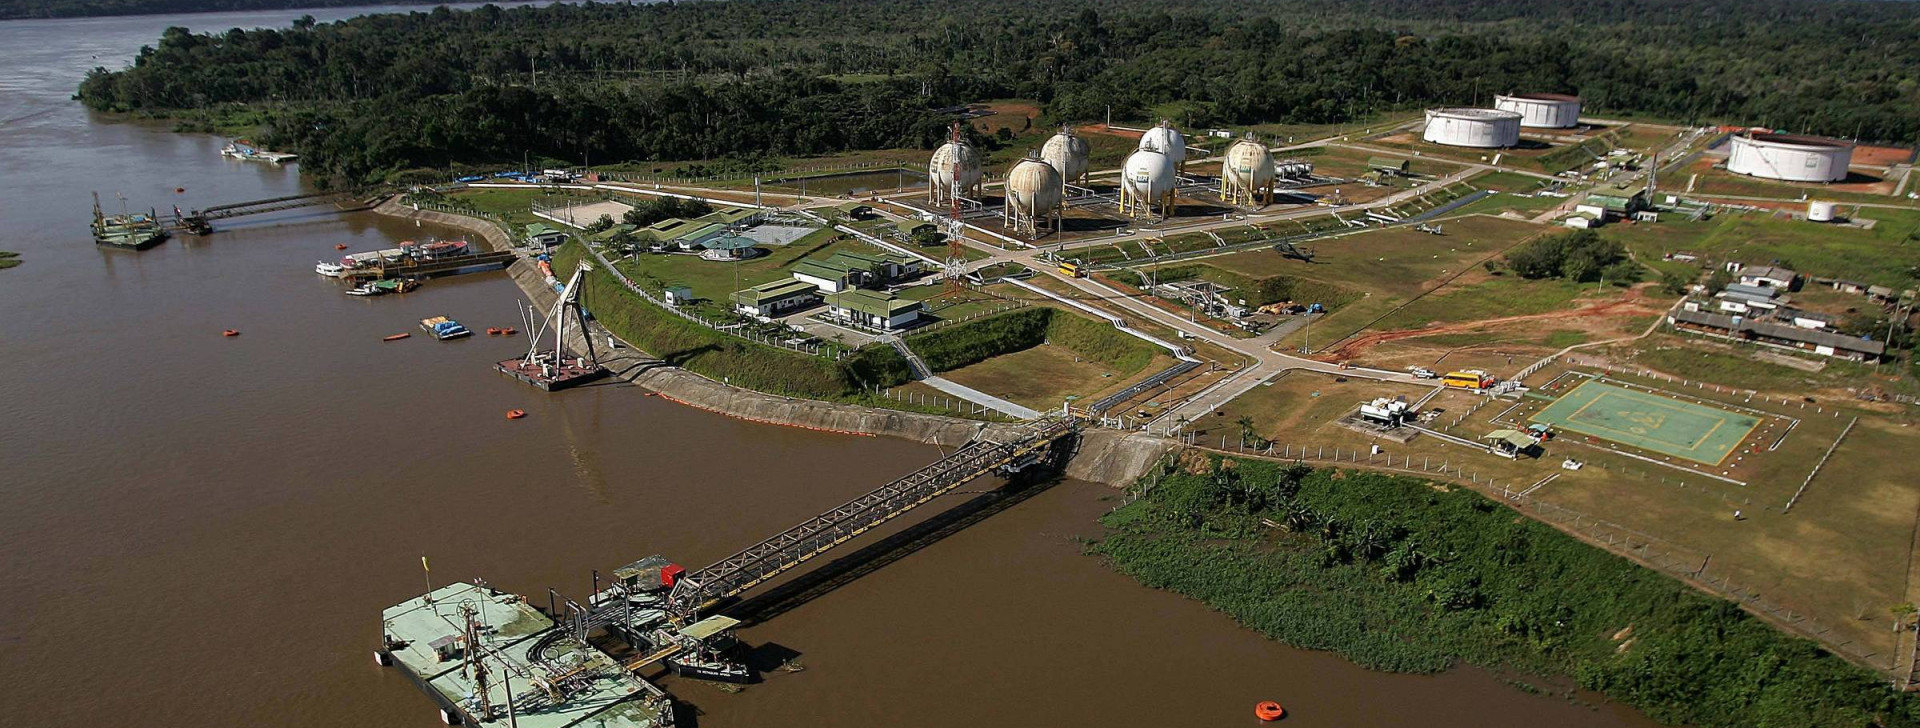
[1120,147,1176,218]
[1422,108,1523,148]
[1727,132,1853,183]
[1003,152,1064,236]
[1494,93,1582,129]
[927,139,982,205]
[1138,121,1187,169]
[1041,126,1090,185]
[1220,135,1276,206]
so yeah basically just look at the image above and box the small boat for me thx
[505,409,526,420]
[222,329,241,337]
[383,333,411,341]
[315,260,348,277]
[419,316,472,340]
[1255,702,1285,722]
[371,278,418,294]
[345,282,382,296]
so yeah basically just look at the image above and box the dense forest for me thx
[0,0,417,20]
[1096,455,1920,728]
[75,0,1920,183]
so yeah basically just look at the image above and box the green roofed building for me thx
[732,279,821,317]
[823,289,922,330]
[791,258,860,292]
[1482,429,1539,459]
[1368,156,1411,175]
[524,222,568,248]
[1581,184,1649,218]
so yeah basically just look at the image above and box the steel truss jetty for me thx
[379,417,1076,725]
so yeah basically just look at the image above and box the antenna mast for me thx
[945,122,969,296]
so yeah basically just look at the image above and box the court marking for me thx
[1530,381,1759,466]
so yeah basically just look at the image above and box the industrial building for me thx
[823,289,923,330]
[1003,151,1063,236]
[1494,93,1582,129]
[1220,134,1276,206]
[1726,132,1853,183]
[732,279,821,318]
[1139,121,1187,172]
[1670,309,1884,361]
[1119,144,1177,218]
[1422,108,1523,148]
[1041,126,1090,186]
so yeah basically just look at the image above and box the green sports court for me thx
[1530,380,1759,466]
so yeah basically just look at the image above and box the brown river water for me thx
[0,7,1663,727]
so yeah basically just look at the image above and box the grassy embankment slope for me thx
[1094,455,1920,728]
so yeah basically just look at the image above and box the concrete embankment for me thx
[373,199,1174,485]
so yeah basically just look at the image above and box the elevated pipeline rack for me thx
[146,188,389,236]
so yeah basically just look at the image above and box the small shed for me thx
[1368,156,1411,175]
[1482,429,1539,459]
[664,285,695,306]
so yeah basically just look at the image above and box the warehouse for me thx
[732,279,822,318]
[1726,132,1853,183]
[822,290,923,331]
[1669,309,1884,361]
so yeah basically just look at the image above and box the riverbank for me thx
[372,198,1174,484]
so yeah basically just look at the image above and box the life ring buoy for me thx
[222,329,240,337]
[1255,701,1285,721]
[505,409,526,420]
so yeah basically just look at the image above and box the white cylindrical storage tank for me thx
[1727,132,1853,183]
[1808,201,1837,222]
[1003,152,1064,236]
[928,139,982,205]
[1220,135,1276,206]
[1422,108,1522,148]
[1120,147,1176,218]
[1139,121,1187,170]
[1041,126,1090,186]
[1494,93,1582,129]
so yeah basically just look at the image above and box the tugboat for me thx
[91,192,168,250]
[345,281,382,296]
[419,316,472,340]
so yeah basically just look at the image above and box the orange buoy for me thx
[383,333,410,341]
[487,327,501,336]
[505,409,527,420]
[335,243,349,250]
[501,327,517,336]
[1255,701,1285,722]
[222,329,240,337]
[174,187,185,194]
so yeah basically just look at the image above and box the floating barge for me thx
[378,582,675,727]
[497,351,607,391]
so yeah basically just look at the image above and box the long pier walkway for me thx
[660,417,1076,621]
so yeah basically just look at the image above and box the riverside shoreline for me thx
[371,197,1173,485]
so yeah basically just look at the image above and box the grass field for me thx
[939,343,1170,411]
[1532,380,1758,465]
[1602,207,1920,288]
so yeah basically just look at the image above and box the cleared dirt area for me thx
[1316,283,1667,363]
[1852,143,1918,167]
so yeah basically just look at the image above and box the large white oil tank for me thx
[1138,121,1187,170]
[1422,108,1523,148]
[1808,200,1837,222]
[1220,135,1276,206]
[1728,132,1853,183]
[1040,126,1090,185]
[1120,146,1176,218]
[1494,93,1582,129]
[1003,151,1064,236]
[928,139,982,205]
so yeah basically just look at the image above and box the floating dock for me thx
[378,582,674,727]
[345,250,515,280]
[497,352,608,391]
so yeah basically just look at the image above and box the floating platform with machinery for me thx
[498,264,607,391]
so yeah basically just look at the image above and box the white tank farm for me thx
[1727,132,1853,183]
[1040,126,1090,185]
[1002,152,1064,236]
[1494,93,1582,129]
[1139,121,1186,169]
[1422,108,1523,148]
[1220,135,1276,206]
[928,139,983,205]
[1120,146,1176,218]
